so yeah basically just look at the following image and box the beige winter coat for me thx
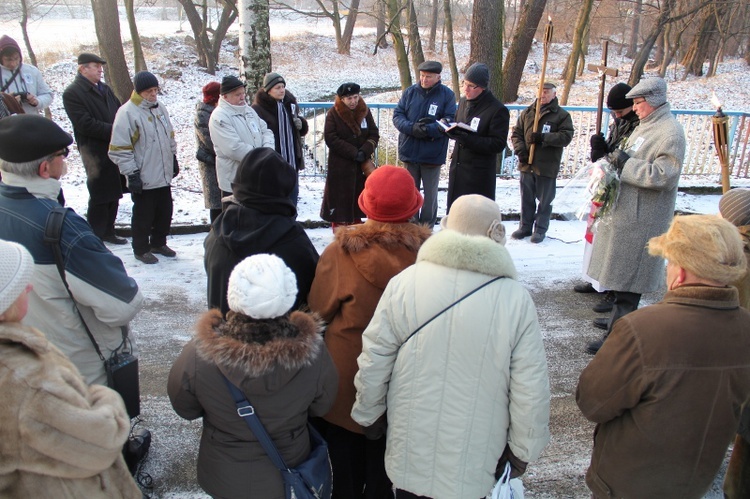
[0,322,140,498]
[352,230,550,498]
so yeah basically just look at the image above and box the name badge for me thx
[542,123,551,133]
[428,104,438,116]
[361,118,368,128]
[631,136,645,152]
[250,122,259,133]
[470,117,480,131]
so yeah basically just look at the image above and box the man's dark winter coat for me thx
[511,97,574,179]
[63,73,123,203]
[446,89,509,209]
[252,89,309,171]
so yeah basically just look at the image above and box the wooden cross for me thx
[587,40,619,134]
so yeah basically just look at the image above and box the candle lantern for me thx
[711,93,731,194]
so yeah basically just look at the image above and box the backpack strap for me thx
[43,207,106,362]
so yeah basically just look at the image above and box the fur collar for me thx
[333,95,368,134]
[194,309,325,378]
[663,284,739,309]
[0,322,51,355]
[336,220,431,254]
[417,229,518,279]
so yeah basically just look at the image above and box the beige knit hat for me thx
[648,214,747,284]
[0,240,34,316]
[441,195,506,244]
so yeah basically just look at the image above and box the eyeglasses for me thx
[54,146,70,158]
[462,81,478,90]
[633,98,646,106]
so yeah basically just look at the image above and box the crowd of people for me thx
[1,38,750,499]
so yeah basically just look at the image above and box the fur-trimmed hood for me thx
[194,308,325,382]
[336,220,431,289]
[417,229,518,279]
[333,94,369,134]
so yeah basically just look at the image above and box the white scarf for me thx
[1,171,62,201]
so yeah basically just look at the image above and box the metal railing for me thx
[298,102,749,179]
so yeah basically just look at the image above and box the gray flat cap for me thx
[626,77,667,108]
[418,60,443,74]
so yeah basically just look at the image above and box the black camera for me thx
[13,92,28,102]
[105,351,140,418]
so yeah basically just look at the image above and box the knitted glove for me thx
[529,132,544,145]
[494,444,528,479]
[590,133,608,162]
[363,414,387,441]
[516,151,529,165]
[293,116,303,131]
[127,172,143,195]
[355,150,366,163]
[608,149,630,174]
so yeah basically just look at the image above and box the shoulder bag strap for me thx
[43,207,107,362]
[1,68,21,93]
[401,276,503,347]
[222,375,291,472]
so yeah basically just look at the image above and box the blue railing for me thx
[298,103,749,179]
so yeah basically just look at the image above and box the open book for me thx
[438,120,476,133]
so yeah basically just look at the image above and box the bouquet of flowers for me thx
[587,156,620,220]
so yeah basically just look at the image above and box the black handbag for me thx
[223,376,333,499]
[44,207,140,418]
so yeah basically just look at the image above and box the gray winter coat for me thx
[587,103,685,293]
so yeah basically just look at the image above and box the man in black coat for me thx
[445,62,510,212]
[63,53,125,244]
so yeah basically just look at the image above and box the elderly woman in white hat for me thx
[0,239,140,498]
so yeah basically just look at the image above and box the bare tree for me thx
[239,0,271,94]
[443,0,460,96]
[376,0,389,48]
[626,0,642,58]
[18,0,38,67]
[560,0,594,105]
[427,0,439,53]
[384,0,411,89]
[125,0,147,72]
[272,0,345,54]
[501,0,546,102]
[469,0,504,97]
[177,0,237,74]
[407,0,425,74]
[340,0,361,54]
[91,0,133,103]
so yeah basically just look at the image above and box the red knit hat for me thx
[358,165,423,223]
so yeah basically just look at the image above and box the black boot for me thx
[586,331,610,355]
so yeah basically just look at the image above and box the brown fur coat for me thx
[0,322,140,498]
[168,309,338,499]
[308,220,431,433]
[320,96,380,223]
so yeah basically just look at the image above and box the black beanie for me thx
[221,76,246,95]
[607,83,633,110]
[464,63,489,88]
[263,73,286,92]
[133,71,159,94]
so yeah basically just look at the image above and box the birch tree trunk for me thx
[239,0,271,95]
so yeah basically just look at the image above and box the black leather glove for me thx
[495,444,528,479]
[127,172,143,195]
[412,122,429,139]
[363,414,387,441]
[355,150,366,163]
[516,151,529,165]
[529,132,544,145]
[590,133,608,162]
[608,149,630,174]
[173,155,180,178]
[446,128,468,143]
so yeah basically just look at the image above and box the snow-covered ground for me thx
[2,9,749,498]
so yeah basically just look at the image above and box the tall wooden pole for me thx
[587,40,619,134]
[529,17,553,165]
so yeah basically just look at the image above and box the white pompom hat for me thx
[227,254,297,319]
[0,240,34,316]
